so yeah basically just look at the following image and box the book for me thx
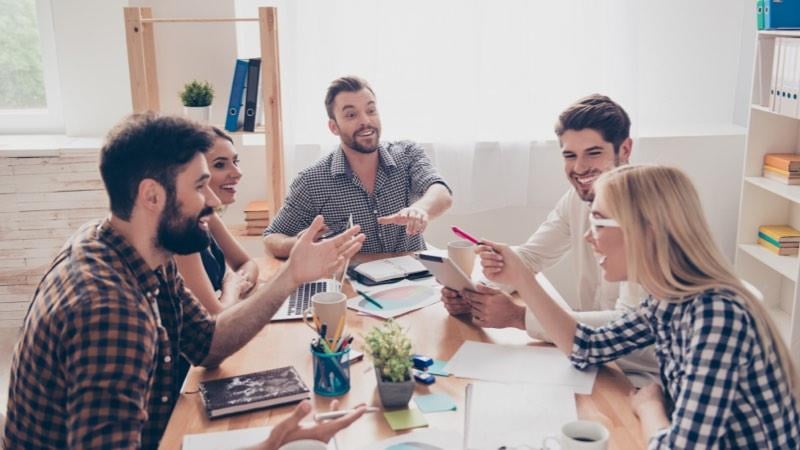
[198,366,310,419]
[759,224,800,242]
[182,426,337,450]
[758,231,800,247]
[758,237,799,256]
[245,218,270,228]
[464,382,577,450]
[243,58,261,132]
[762,168,800,185]
[764,154,800,173]
[352,255,430,284]
[224,59,249,132]
[245,200,270,213]
[245,211,271,221]
[764,164,800,177]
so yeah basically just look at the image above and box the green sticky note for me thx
[383,409,429,431]
[414,393,457,413]
[428,359,450,376]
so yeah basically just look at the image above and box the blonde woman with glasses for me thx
[478,165,799,448]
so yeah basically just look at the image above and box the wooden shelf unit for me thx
[122,7,285,213]
[735,31,800,359]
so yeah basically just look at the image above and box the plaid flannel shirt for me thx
[3,219,216,449]
[264,141,450,253]
[570,289,800,449]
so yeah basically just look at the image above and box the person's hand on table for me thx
[463,283,525,329]
[258,400,367,450]
[441,287,472,316]
[377,206,428,235]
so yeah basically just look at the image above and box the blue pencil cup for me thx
[311,346,351,397]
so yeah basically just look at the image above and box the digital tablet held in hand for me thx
[414,253,476,292]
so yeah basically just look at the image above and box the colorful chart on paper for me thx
[356,285,437,311]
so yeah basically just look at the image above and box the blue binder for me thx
[765,0,800,29]
[224,59,249,132]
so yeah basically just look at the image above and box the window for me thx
[0,0,63,133]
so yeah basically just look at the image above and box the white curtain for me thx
[236,0,745,213]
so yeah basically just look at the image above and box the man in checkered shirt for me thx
[263,76,453,257]
[3,114,366,449]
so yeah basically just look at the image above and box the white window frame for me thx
[0,0,64,134]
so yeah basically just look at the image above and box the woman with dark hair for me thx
[175,127,258,315]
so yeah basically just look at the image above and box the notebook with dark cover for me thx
[199,366,310,418]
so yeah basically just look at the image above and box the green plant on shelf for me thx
[179,80,214,107]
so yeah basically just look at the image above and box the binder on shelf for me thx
[224,59,249,132]
[757,0,765,30]
[765,0,800,29]
[770,37,783,111]
[243,58,261,132]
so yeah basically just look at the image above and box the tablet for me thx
[414,253,476,292]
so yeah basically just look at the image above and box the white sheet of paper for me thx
[346,278,441,320]
[357,428,462,450]
[464,381,577,450]
[182,425,336,450]
[444,340,598,394]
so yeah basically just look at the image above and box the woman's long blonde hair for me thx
[595,164,799,398]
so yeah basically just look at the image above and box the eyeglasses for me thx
[589,214,620,237]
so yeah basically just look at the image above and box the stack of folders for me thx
[763,153,800,185]
[224,58,262,132]
[769,37,800,117]
[758,225,800,256]
[759,0,800,30]
[244,200,270,236]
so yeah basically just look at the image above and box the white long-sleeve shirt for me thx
[514,188,658,382]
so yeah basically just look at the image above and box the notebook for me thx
[464,382,577,450]
[350,255,430,284]
[272,279,341,321]
[199,366,310,419]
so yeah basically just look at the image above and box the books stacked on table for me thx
[763,153,800,185]
[198,365,310,418]
[758,225,800,256]
[244,200,270,236]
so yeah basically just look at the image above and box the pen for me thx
[451,226,481,245]
[356,289,384,309]
[314,406,380,421]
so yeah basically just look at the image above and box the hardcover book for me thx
[352,255,430,284]
[759,225,800,242]
[199,366,310,419]
[764,153,800,172]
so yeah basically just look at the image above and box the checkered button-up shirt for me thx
[570,290,800,449]
[265,141,450,253]
[3,219,216,450]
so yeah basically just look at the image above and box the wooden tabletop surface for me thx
[159,254,645,449]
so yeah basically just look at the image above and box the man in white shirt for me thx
[442,94,658,384]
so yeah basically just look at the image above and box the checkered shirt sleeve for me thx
[571,292,800,449]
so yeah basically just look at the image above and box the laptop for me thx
[271,278,341,321]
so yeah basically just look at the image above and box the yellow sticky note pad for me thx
[383,409,429,431]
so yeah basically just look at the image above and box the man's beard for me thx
[156,194,213,255]
[343,126,380,154]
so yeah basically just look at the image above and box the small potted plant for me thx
[179,79,214,123]
[364,320,414,408]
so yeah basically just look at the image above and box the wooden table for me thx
[160,255,645,449]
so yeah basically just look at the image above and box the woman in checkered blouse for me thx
[478,165,799,449]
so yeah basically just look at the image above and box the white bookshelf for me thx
[735,31,800,359]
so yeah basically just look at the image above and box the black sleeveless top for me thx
[200,236,226,292]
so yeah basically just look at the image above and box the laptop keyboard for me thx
[287,280,328,315]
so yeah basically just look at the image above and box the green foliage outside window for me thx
[0,0,46,109]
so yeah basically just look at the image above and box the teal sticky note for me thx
[428,359,450,376]
[414,393,457,413]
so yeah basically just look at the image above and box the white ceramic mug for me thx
[303,291,348,339]
[542,420,610,450]
[448,239,476,277]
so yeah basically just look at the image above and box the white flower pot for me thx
[183,105,211,124]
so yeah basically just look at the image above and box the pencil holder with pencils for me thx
[310,344,351,396]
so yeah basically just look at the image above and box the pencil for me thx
[356,289,384,309]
